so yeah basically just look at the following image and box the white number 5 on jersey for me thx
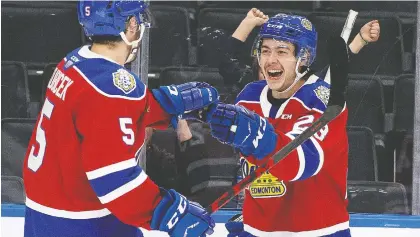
[28,98,54,172]
[119,118,135,145]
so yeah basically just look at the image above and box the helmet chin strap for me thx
[278,57,309,94]
[120,24,146,64]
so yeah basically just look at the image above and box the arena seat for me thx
[346,76,385,134]
[149,5,192,69]
[1,175,25,205]
[1,62,30,118]
[1,118,36,178]
[393,74,415,134]
[1,2,82,69]
[347,180,409,214]
[347,126,378,181]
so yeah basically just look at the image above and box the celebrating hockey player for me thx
[205,11,377,237]
[22,1,216,237]
[216,8,380,96]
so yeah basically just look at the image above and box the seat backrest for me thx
[347,126,378,181]
[159,66,224,86]
[1,175,25,204]
[197,8,311,67]
[175,122,238,203]
[40,63,58,104]
[149,6,191,69]
[393,74,415,133]
[199,1,315,11]
[146,128,179,190]
[159,66,233,102]
[346,75,385,134]
[1,62,30,118]
[347,180,409,214]
[308,12,404,75]
[1,118,36,177]
[1,2,82,67]
[321,1,417,14]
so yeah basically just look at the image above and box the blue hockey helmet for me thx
[253,14,317,67]
[77,0,151,37]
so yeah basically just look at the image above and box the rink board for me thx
[2,204,420,236]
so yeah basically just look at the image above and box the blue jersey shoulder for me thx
[294,75,330,112]
[235,80,267,104]
[64,46,146,99]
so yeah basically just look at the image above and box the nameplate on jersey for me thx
[240,157,287,198]
[47,68,74,101]
[112,69,137,94]
[314,85,330,107]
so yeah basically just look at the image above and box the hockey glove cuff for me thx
[152,82,219,128]
[151,189,215,237]
[209,103,277,160]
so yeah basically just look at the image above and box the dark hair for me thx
[89,35,123,46]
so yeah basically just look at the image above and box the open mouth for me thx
[266,69,283,80]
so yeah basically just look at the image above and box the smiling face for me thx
[259,38,299,92]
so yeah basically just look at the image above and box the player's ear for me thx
[299,50,310,67]
[126,16,140,33]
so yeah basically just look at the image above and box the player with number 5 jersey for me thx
[23,1,216,237]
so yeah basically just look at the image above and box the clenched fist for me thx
[244,8,269,27]
[360,20,380,43]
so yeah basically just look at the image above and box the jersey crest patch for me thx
[112,69,136,94]
[314,85,330,106]
[240,157,287,198]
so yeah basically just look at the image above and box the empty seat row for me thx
[1,172,410,215]
[2,4,414,74]
[1,3,192,70]
[347,180,409,214]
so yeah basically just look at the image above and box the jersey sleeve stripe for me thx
[297,137,321,180]
[285,133,306,181]
[286,132,323,181]
[311,136,325,176]
[25,197,111,219]
[98,171,148,204]
[86,158,137,180]
[89,165,142,197]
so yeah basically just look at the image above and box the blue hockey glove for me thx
[152,82,219,128]
[209,103,277,160]
[151,189,215,237]
[225,222,256,237]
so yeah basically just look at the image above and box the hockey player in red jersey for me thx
[204,12,375,237]
[23,1,216,237]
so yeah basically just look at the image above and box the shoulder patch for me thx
[112,69,137,94]
[314,85,330,107]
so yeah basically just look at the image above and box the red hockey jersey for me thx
[236,75,350,236]
[23,46,170,237]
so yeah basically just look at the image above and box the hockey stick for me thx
[325,9,358,84]
[206,35,349,214]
